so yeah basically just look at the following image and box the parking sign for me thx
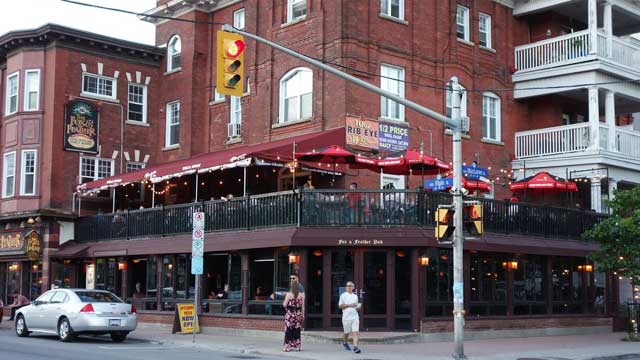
[193,212,205,230]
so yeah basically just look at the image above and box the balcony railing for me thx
[74,189,607,243]
[515,123,640,160]
[515,30,640,73]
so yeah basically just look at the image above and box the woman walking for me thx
[282,279,304,351]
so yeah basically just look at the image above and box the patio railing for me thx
[74,189,606,243]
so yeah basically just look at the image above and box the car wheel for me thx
[15,315,30,337]
[110,332,128,343]
[58,317,76,342]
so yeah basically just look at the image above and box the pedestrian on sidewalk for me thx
[290,272,304,293]
[339,281,362,354]
[282,279,304,352]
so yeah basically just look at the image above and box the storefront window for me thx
[468,252,507,316]
[395,248,412,330]
[146,256,157,298]
[94,258,120,295]
[551,257,585,314]
[425,249,453,317]
[331,250,354,327]
[513,255,546,315]
[306,249,323,329]
[0,263,6,303]
[53,261,75,289]
[248,249,287,316]
[162,255,174,298]
[160,254,195,310]
[203,253,241,314]
[593,272,606,315]
[7,262,21,296]
[29,261,42,299]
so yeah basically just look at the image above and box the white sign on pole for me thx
[193,212,205,230]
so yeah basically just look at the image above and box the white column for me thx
[588,86,601,149]
[603,1,613,57]
[605,91,616,151]
[588,0,599,55]
[591,177,603,213]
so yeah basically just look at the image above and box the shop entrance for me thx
[312,249,411,331]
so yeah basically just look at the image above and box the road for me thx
[0,322,277,360]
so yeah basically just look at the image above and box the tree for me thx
[584,187,640,289]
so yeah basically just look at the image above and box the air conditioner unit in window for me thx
[228,123,241,138]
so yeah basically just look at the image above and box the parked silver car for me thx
[14,289,137,342]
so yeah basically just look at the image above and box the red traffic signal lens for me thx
[225,39,245,58]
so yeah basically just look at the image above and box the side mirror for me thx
[32,300,39,306]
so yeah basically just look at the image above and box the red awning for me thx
[78,127,345,193]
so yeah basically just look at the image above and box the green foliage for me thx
[583,187,640,287]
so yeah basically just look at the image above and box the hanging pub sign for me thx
[25,230,41,261]
[0,231,22,253]
[64,100,99,153]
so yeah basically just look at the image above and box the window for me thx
[167,35,182,72]
[5,72,19,115]
[513,255,546,315]
[279,68,312,123]
[482,93,501,141]
[456,5,470,42]
[287,0,306,23]
[213,87,225,102]
[82,73,116,99]
[24,70,40,111]
[479,13,492,48]
[468,253,507,316]
[229,96,242,138]
[20,150,37,196]
[380,64,405,121]
[128,83,147,123]
[165,101,180,147]
[424,248,453,317]
[126,162,146,173]
[79,156,114,183]
[551,257,586,314]
[381,0,404,20]
[2,152,16,198]
[234,8,245,29]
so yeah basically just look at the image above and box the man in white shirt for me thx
[338,281,361,353]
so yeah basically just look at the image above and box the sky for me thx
[0,0,157,45]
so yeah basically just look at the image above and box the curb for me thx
[589,355,640,360]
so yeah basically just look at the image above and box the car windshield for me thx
[74,291,122,303]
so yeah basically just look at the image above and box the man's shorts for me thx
[342,318,359,334]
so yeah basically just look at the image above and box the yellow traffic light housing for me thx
[463,203,483,237]
[216,30,245,97]
[435,205,454,243]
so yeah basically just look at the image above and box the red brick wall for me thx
[137,312,283,331]
[421,316,612,333]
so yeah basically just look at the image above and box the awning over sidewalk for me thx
[78,127,345,194]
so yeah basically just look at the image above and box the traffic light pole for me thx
[222,24,466,359]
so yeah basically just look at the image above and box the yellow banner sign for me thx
[0,232,22,251]
[172,303,200,334]
[346,116,379,149]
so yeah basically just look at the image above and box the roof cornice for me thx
[141,0,243,24]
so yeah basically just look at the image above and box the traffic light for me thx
[216,30,245,97]
[463,203,483,237]
[435,205,454,243]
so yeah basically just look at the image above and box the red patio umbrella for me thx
[509,171,578,192]
[377,149,450,175]
[441,176,491,193]
[295,145,378,185]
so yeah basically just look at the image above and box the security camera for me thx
[461,187,469,196]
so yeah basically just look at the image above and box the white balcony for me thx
[515,123,640,160]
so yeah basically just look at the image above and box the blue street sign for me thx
[462,165,489,180]
[191,256,203,275]
[425,177,453,191]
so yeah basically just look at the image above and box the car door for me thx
[28,291,55,329]
[43,291,68,331]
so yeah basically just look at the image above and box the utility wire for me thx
[61,0,640,93]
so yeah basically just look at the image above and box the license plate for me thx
[109,319,121,326]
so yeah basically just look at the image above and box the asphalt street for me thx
[0,322,278,360]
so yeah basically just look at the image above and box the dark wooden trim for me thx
[322,250,331,329]
[410,248,421,332]
[241,252,249,316]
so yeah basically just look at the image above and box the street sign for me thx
[425,177,453,191]
[192,228,204,240]
[192,239,204,258]
[191,255,203,275]
[462,165,488,180]
[193,212,205,230]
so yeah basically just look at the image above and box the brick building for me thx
[2,0,640,335]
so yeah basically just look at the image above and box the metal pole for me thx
[450,77,466,360]
[193,273,198,343]
[78,195,82,217]
[222,25,458,129]
[292,142,297,190]
[152,183,155,208]
[112,188,116,213]
[195,172,199,202]
[243,166,247,197]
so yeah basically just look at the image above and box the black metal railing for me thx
[74,189,607,242]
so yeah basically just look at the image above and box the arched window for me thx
[167,35,182,72]
[279,67,313,123]
[482,92,501,141]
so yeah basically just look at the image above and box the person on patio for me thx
[345,182,361,224]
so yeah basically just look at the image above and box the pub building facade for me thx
[2,0,639,335]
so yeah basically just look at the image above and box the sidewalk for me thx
[131,324,640,360]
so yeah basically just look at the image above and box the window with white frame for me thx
[24,70,40,111]
[165,101,180,147]
[2,152,16,198]
[380,64,405,121]
[5,72,19,115]
[287,0,307,23]
[279,68,312,123]
[380,0,404,20]
[20,150,37,196]
[234,8,245,29]
[479,13,492,49]
[82,73,116,99]
[126,162,146,173]
[167,35,182,72]
[128,83,147,122]
[482,93,501,141]
[456,5,470,42]
[80,156,114,183]
[213,87,225,102]
[229,96,242,138]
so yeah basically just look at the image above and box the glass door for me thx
[361,251,388,330]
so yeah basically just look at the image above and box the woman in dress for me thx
[282,279,304,351]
